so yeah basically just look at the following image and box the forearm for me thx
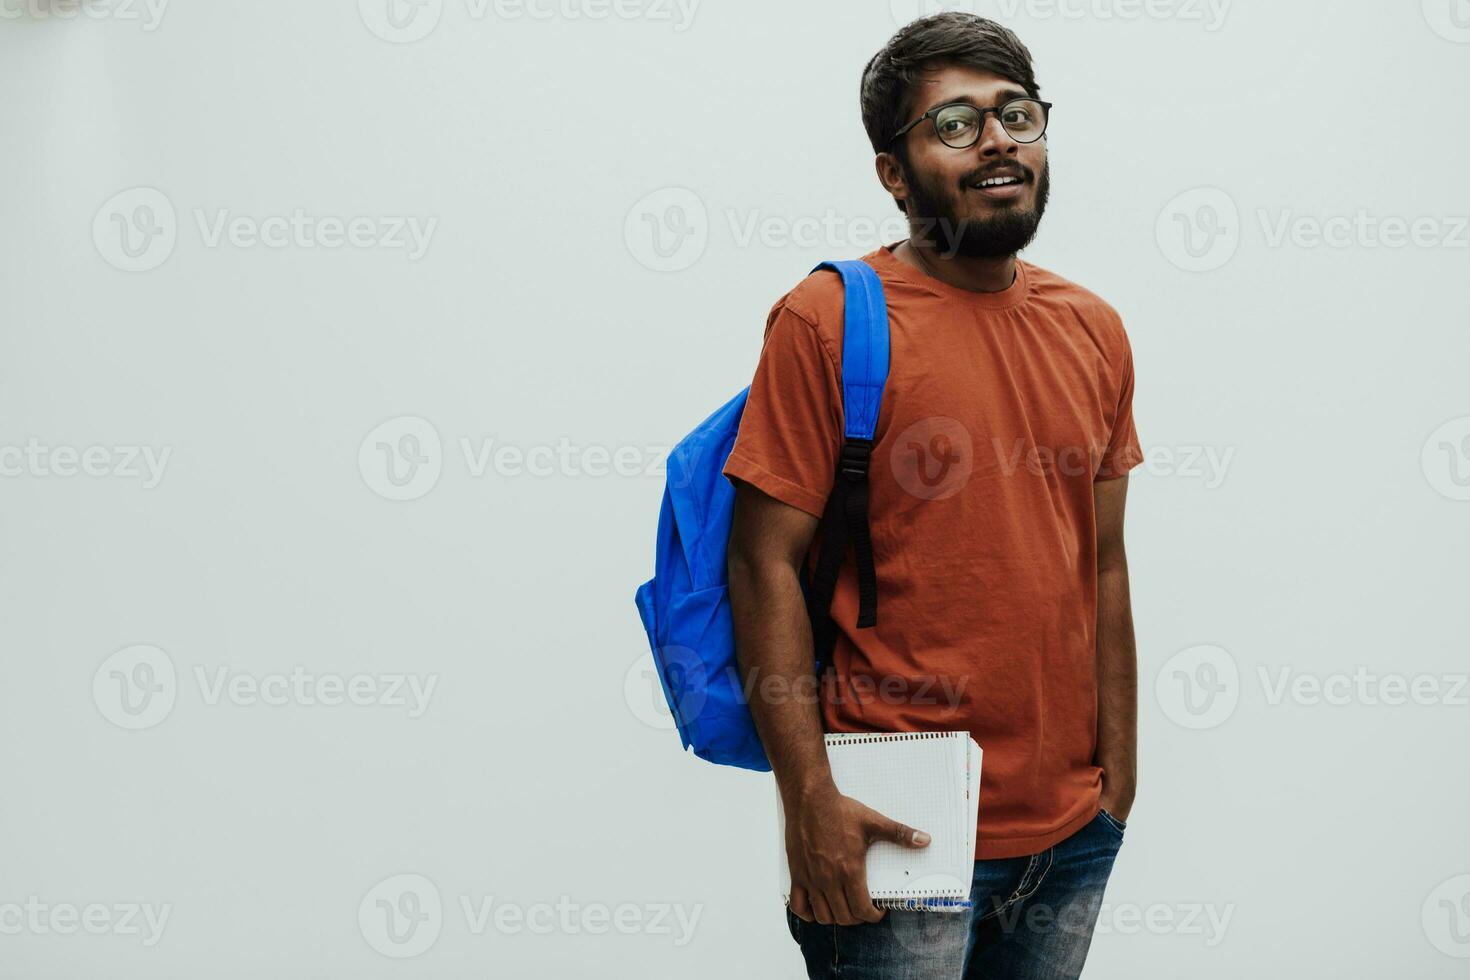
[1094,560,1138,800]
[728,558,835,807]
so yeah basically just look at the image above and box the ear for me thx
[874,152,909,210]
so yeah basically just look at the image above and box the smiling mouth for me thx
[968,173,1027,201]
[972,175,1024,189]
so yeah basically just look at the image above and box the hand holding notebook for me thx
[778,731,983,914]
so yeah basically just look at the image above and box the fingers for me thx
[825,888,860,927]
[863,807,932,849]
[844,878,885,924]
[789,886,813,923]
[795,883,882,927]
[809,891,835,927]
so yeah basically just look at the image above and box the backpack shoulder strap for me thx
[813,259,890,441]
[805,259,889,673]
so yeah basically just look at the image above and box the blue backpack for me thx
[633,259,890,771]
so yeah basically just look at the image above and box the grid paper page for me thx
[777,732,981,906]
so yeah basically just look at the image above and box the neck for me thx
[896,238,1016,293]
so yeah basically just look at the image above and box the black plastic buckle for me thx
[839,439,873,480]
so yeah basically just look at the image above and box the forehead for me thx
[906,64,1029,114]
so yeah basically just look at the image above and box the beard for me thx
[903,156,1050,259]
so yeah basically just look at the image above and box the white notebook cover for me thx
[777,731,982,912]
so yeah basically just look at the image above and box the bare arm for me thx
[726,480,831,804]
[727,479,928,926]
[1092,475,1138,822]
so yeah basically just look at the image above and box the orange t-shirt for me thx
[722,243,1143,860]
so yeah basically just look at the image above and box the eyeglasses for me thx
[889,98,1053,149]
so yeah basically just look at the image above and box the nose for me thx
[973,110,1020,158]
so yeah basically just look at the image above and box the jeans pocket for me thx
[785,906,802,943]
[1097,807,1127,836]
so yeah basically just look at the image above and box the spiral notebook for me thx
[777,731,982,913]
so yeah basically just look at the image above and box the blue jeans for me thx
[786,808,1126,980]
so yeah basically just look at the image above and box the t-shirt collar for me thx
[869,240,1031,312]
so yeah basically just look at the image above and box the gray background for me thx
[2,0,1468,976]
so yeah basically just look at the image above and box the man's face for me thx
[886,64,1050,258]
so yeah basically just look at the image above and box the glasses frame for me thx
[888,98,1054,148]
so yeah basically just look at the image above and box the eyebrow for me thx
[922,89,1031,114]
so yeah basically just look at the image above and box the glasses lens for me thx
[933,104,982,147]
[1001,99,1047,142]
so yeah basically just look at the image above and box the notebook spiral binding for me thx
[826,731,960,746]
[873,896,973,913]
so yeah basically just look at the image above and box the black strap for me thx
[806,437,878,676]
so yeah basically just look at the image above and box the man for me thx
[722,13,1143,979]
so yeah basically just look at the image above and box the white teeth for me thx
[977,176,1021,188]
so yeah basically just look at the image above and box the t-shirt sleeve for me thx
[1095,345,1144,480]
[721,302,842,518]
